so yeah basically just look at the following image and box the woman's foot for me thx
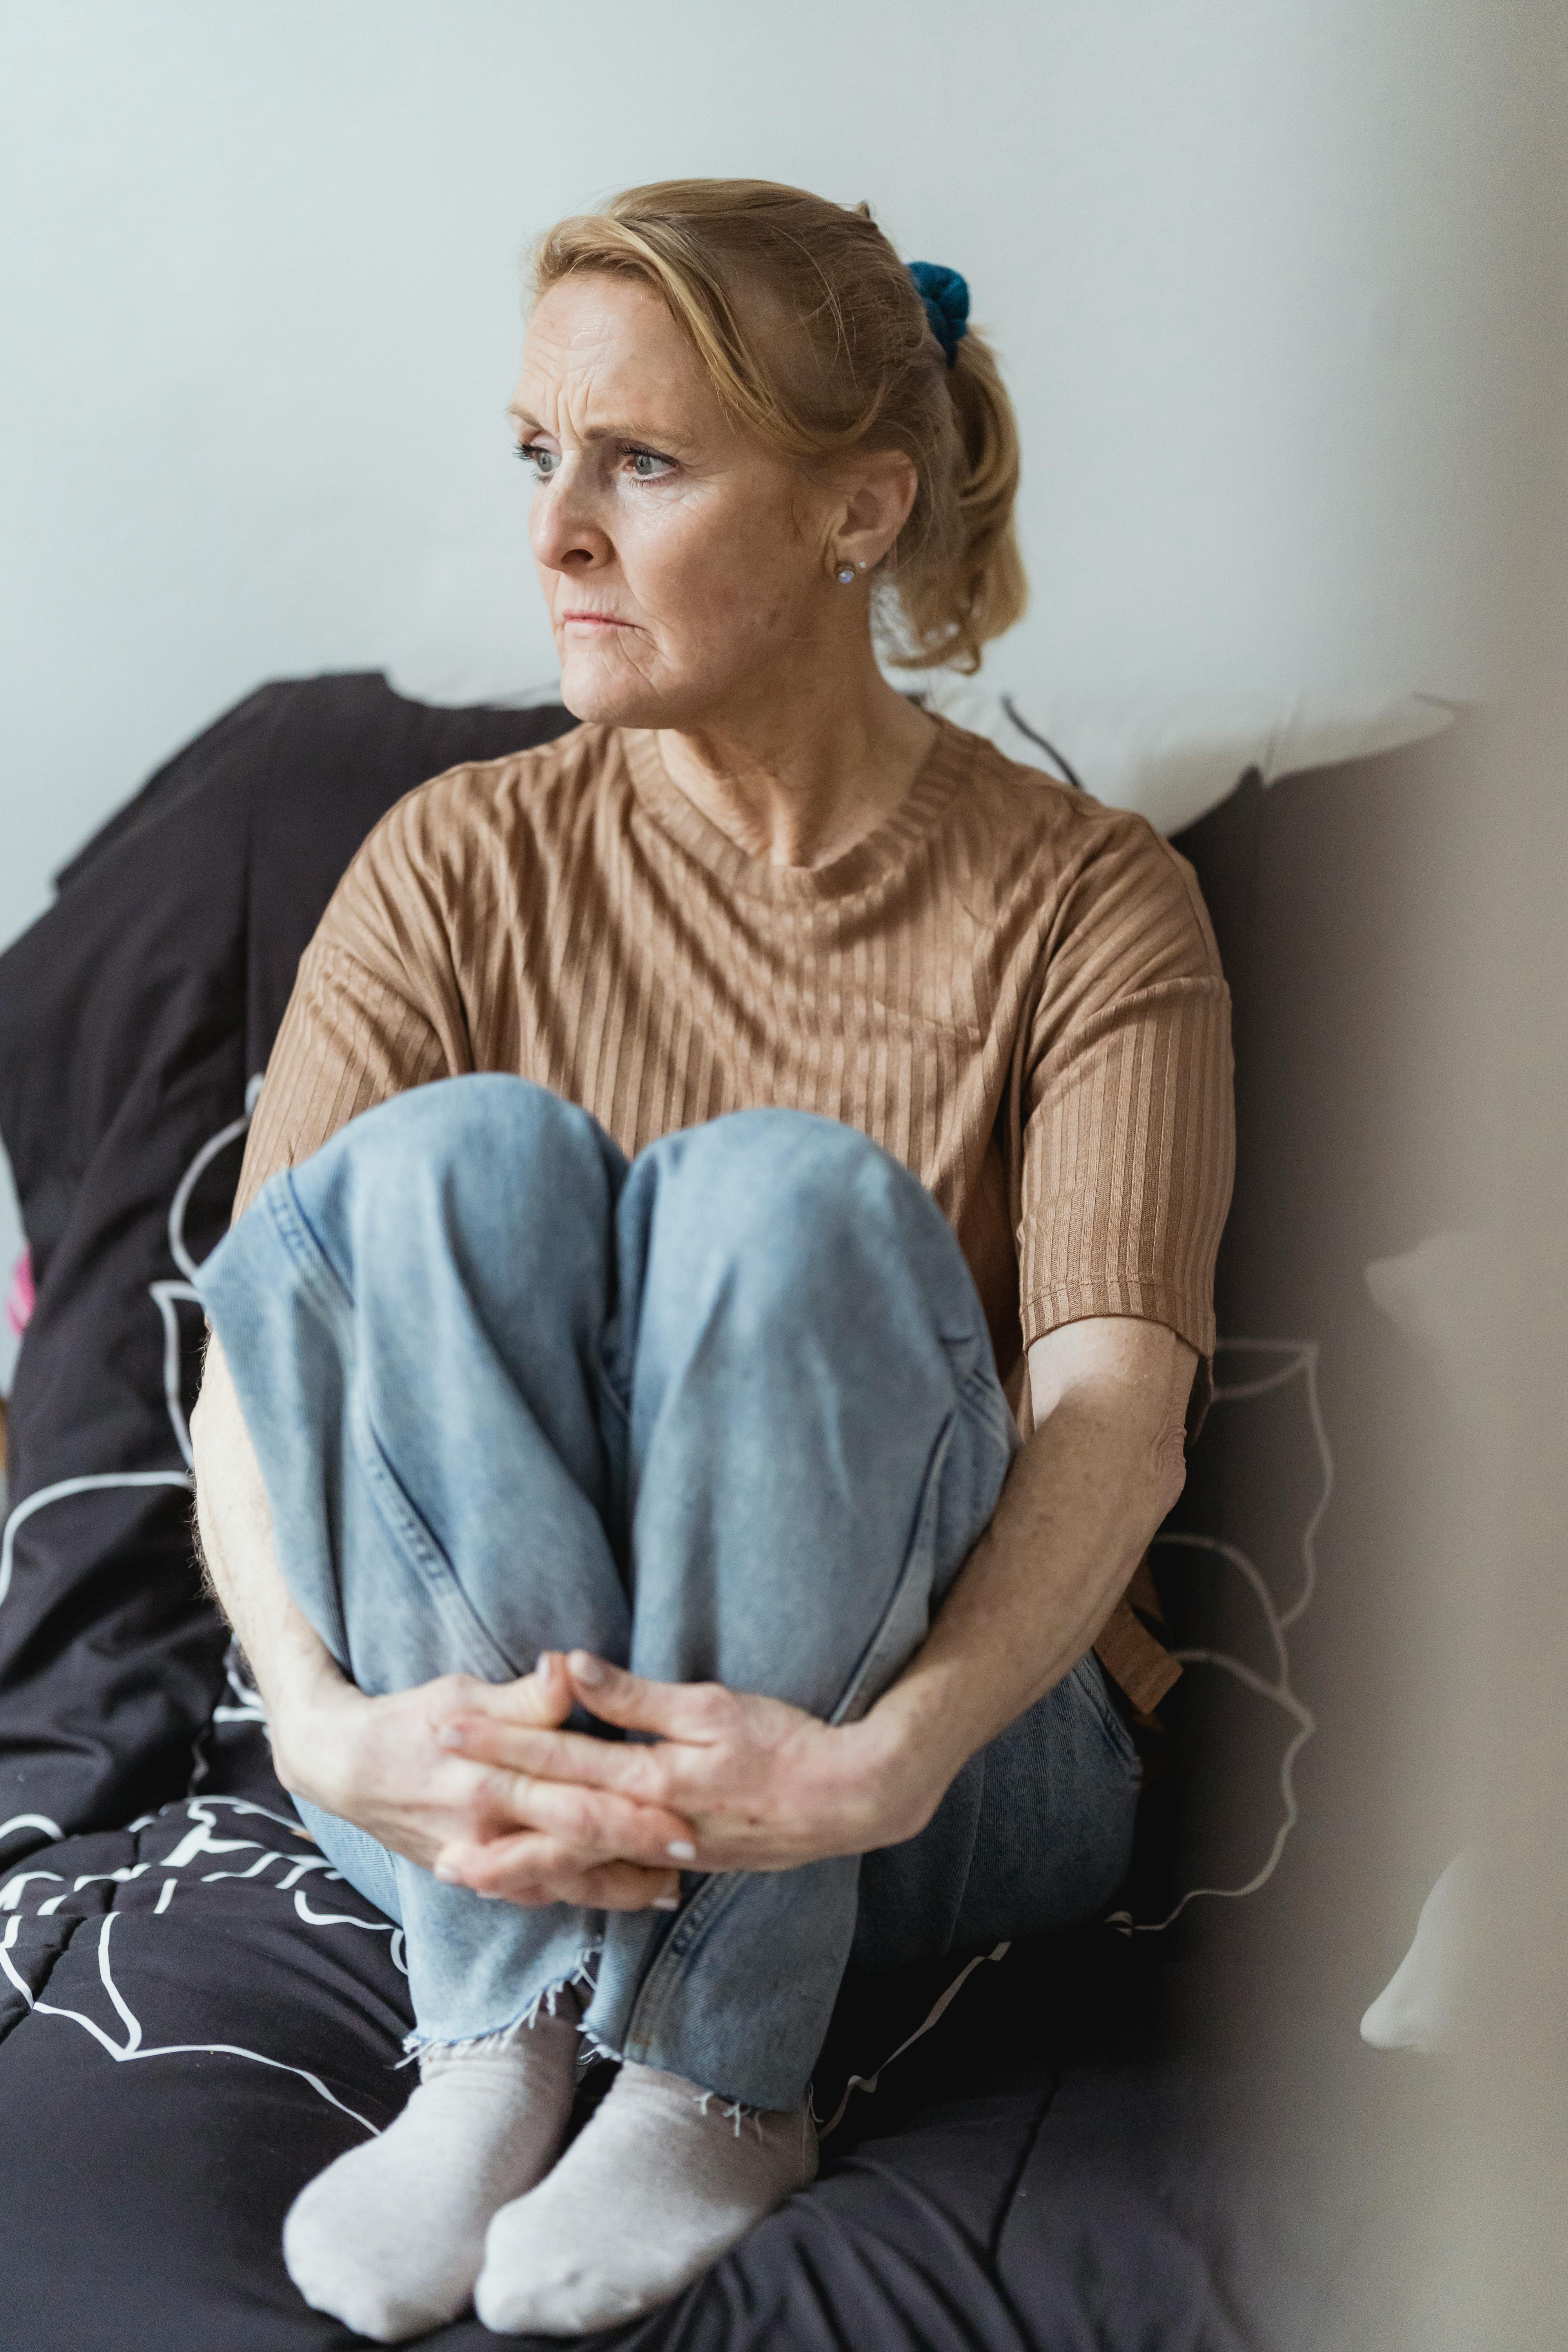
[281,1992,582,2343]
[474,2059,817,2336]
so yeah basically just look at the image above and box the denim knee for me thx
[622,1108,976,1341]
[287,1075,626,1278]
[319,1074,617,1209]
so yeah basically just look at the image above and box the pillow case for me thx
[916,675,1452,835]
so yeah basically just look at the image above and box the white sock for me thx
[474,2059,817,2336]
[282,1991,582,2343]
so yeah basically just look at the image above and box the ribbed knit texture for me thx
[236,716,1232,1708]
[237,717,1233,1406]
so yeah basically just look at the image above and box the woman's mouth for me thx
[561,611,635,631]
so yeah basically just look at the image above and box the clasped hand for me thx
[283,1652,932,1915]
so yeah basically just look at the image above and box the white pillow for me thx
[382,662,573,712]
[914,677,1453,835]
[383,659,1453,840]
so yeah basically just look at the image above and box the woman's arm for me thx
[860,1314,1193,1833]
[189,1339,693,1906]
[431,1315,1193,1888]
[190,1339,354,1779]
[194,1310,1189,1898]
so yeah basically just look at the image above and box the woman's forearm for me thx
[190,1338,690,1902]
[190,1314,1194,1884]
[860,1316,1194,1832]
[189,1336,354,1795]
[425,1315,1201,1881]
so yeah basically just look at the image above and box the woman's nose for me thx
[530,462,612,575]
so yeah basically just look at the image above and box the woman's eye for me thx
[515,441,672,482]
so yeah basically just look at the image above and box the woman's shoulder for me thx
[350,721,621,876]
[936,717,1220,958]
[939,715,1190,866]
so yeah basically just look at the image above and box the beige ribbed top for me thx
[238,717,1233,1696]
[241,713,1231,1377]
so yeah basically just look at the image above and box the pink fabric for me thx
[6,1245,33,1339]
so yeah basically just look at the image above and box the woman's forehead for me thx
[515,274,723,444]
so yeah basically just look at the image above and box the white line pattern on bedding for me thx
[0,1078,264,1615]
[1108,1336,1328,1935]
[0,1086,410,2136]
[0,1905,381,2134]
[0,1793,411,2134]
[0,1815,64,1851]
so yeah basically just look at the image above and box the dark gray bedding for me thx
[0,677,1452,2348]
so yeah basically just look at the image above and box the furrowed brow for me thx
[508,401,691,453]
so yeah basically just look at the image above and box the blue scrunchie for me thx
[908,261,970,367]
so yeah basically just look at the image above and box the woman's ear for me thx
[831,450,919,576]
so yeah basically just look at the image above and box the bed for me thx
[0,676,1452,2349]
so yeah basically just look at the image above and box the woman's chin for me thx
[558,645,670,730]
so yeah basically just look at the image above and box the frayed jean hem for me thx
[401,1950,603,2060]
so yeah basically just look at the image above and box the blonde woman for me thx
[191,180,1232,2341]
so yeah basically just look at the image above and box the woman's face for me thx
[513,273,840,728]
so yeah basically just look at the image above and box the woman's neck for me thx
[653,652,937,870]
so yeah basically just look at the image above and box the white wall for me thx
[0,0,1530,953]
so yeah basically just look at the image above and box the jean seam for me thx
[622,1401,964,2064]
[1074,1655,1143,1777]
[595,1354,631,1426]
[955,1359,1020,1460]
[350,1393,519,1682]
[263,1174,353,1321]
[618,1866,786,2071]
[236,1184,358,1666]
[829,1407,956,1728]
[273,1194,497,1679]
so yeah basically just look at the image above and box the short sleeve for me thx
[1016,814,1234,1372]
[233,790,473,1218]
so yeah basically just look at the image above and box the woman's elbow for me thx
[1149,1416,1189,1524]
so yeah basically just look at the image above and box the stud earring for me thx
[836,563,857,585]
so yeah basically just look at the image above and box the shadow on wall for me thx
[1124,723,1477,2017]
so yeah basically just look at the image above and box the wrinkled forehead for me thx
[514,272,734,447]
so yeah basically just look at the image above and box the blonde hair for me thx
[530,179,1026,675]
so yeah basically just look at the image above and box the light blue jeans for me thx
[200,1077,1140,2110]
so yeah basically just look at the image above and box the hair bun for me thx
[907,262,970,367]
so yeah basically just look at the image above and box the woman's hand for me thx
[427,1651,947,1900]
[273,1654,699,1912]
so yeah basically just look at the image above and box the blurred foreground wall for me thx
[1346,7,1568,2329]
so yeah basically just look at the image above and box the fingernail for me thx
[667,1840,697,1862]
[653,1893,680,1911]
[433,1863,461,1884]
[535,1650,552,1675]
[436,1725,466,1748]
[571,1651,606,1686]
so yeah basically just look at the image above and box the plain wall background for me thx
[0,0,1534,955]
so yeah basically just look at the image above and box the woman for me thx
[191,178,1232,2341]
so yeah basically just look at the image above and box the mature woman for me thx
[191,178,1232,2342]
